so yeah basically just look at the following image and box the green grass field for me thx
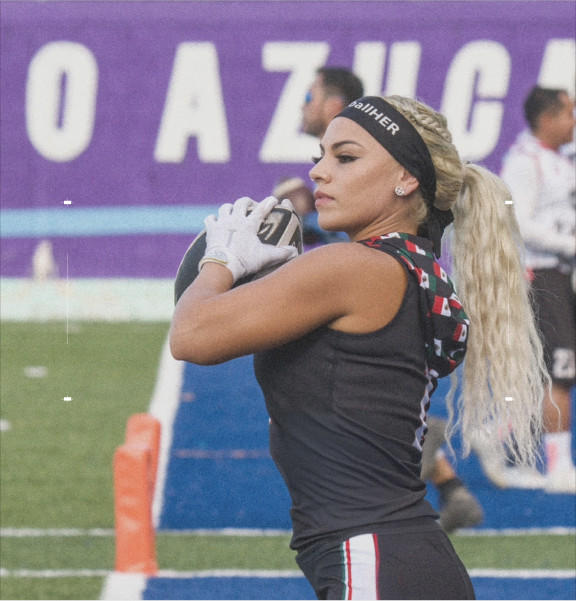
[1,321,574,600]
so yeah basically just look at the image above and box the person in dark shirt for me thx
[171,95,549,599]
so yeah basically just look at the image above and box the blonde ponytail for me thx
[450,164,549,464]
[385,95,550,465]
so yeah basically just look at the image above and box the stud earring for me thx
[395,186,406,197]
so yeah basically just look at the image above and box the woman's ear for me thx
[397,169,420,196]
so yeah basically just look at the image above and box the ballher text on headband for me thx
[337,97,453,257]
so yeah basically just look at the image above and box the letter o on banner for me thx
[26,41,98,162]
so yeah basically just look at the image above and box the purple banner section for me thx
[1,235,193,279]
[1,1,574,277]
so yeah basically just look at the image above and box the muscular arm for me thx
[169,242,407,365]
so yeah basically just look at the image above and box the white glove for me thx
[199,196,298,283]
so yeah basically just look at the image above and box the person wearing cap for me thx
[171,95,549,599]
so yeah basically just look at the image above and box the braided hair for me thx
[385,95,549,466]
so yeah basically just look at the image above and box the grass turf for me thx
[158,533,576,571]
[0,577,105,601]
[0,321,169,527]
[2,533,574,572]
[1,321,574,600]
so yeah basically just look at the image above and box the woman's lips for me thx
[314,192,334,209]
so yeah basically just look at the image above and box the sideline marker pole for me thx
[125,413,161,488]
[113,414,161,574]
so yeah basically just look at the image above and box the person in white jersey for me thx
[490,85,575,494]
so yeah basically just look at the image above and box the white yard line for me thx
[0,528,115,537]
[1,568,110,577]
[4,568,574,580]
[2,526,574,538]
[468,569,576,579]
[154,569,304,578]
[456,527,576,536]
[147,334,185,527]
[155,528,293,536]
[100,573,148,601]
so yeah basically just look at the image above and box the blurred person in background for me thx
[300,66,365,139]
[277,65,482,532]
[484,85,576,494]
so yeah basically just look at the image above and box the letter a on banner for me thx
[155,43,230,163]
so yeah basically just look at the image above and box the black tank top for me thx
[254,235,464,549]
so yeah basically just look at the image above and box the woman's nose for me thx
[309,158,328,183]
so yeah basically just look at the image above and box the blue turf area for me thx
[144,577,315,600]
[160,356,291,530]
[143,575,576,600]
[159,356,576,531]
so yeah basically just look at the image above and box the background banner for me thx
[1,1,574,277]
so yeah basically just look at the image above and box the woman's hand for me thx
[199,196,298,283]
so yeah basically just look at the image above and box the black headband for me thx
[336,96,452,257]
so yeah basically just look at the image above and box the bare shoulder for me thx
[291,241,406,285]
[278,241,408,333]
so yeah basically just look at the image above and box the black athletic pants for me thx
[295,518,475,600]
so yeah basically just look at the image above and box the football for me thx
[174,202,303,304]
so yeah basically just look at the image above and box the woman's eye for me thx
[312,154,356,164]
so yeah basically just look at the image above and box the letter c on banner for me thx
[26,41,98,162]
[441,41,510,162]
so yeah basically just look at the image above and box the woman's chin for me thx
[317,215,342,234]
